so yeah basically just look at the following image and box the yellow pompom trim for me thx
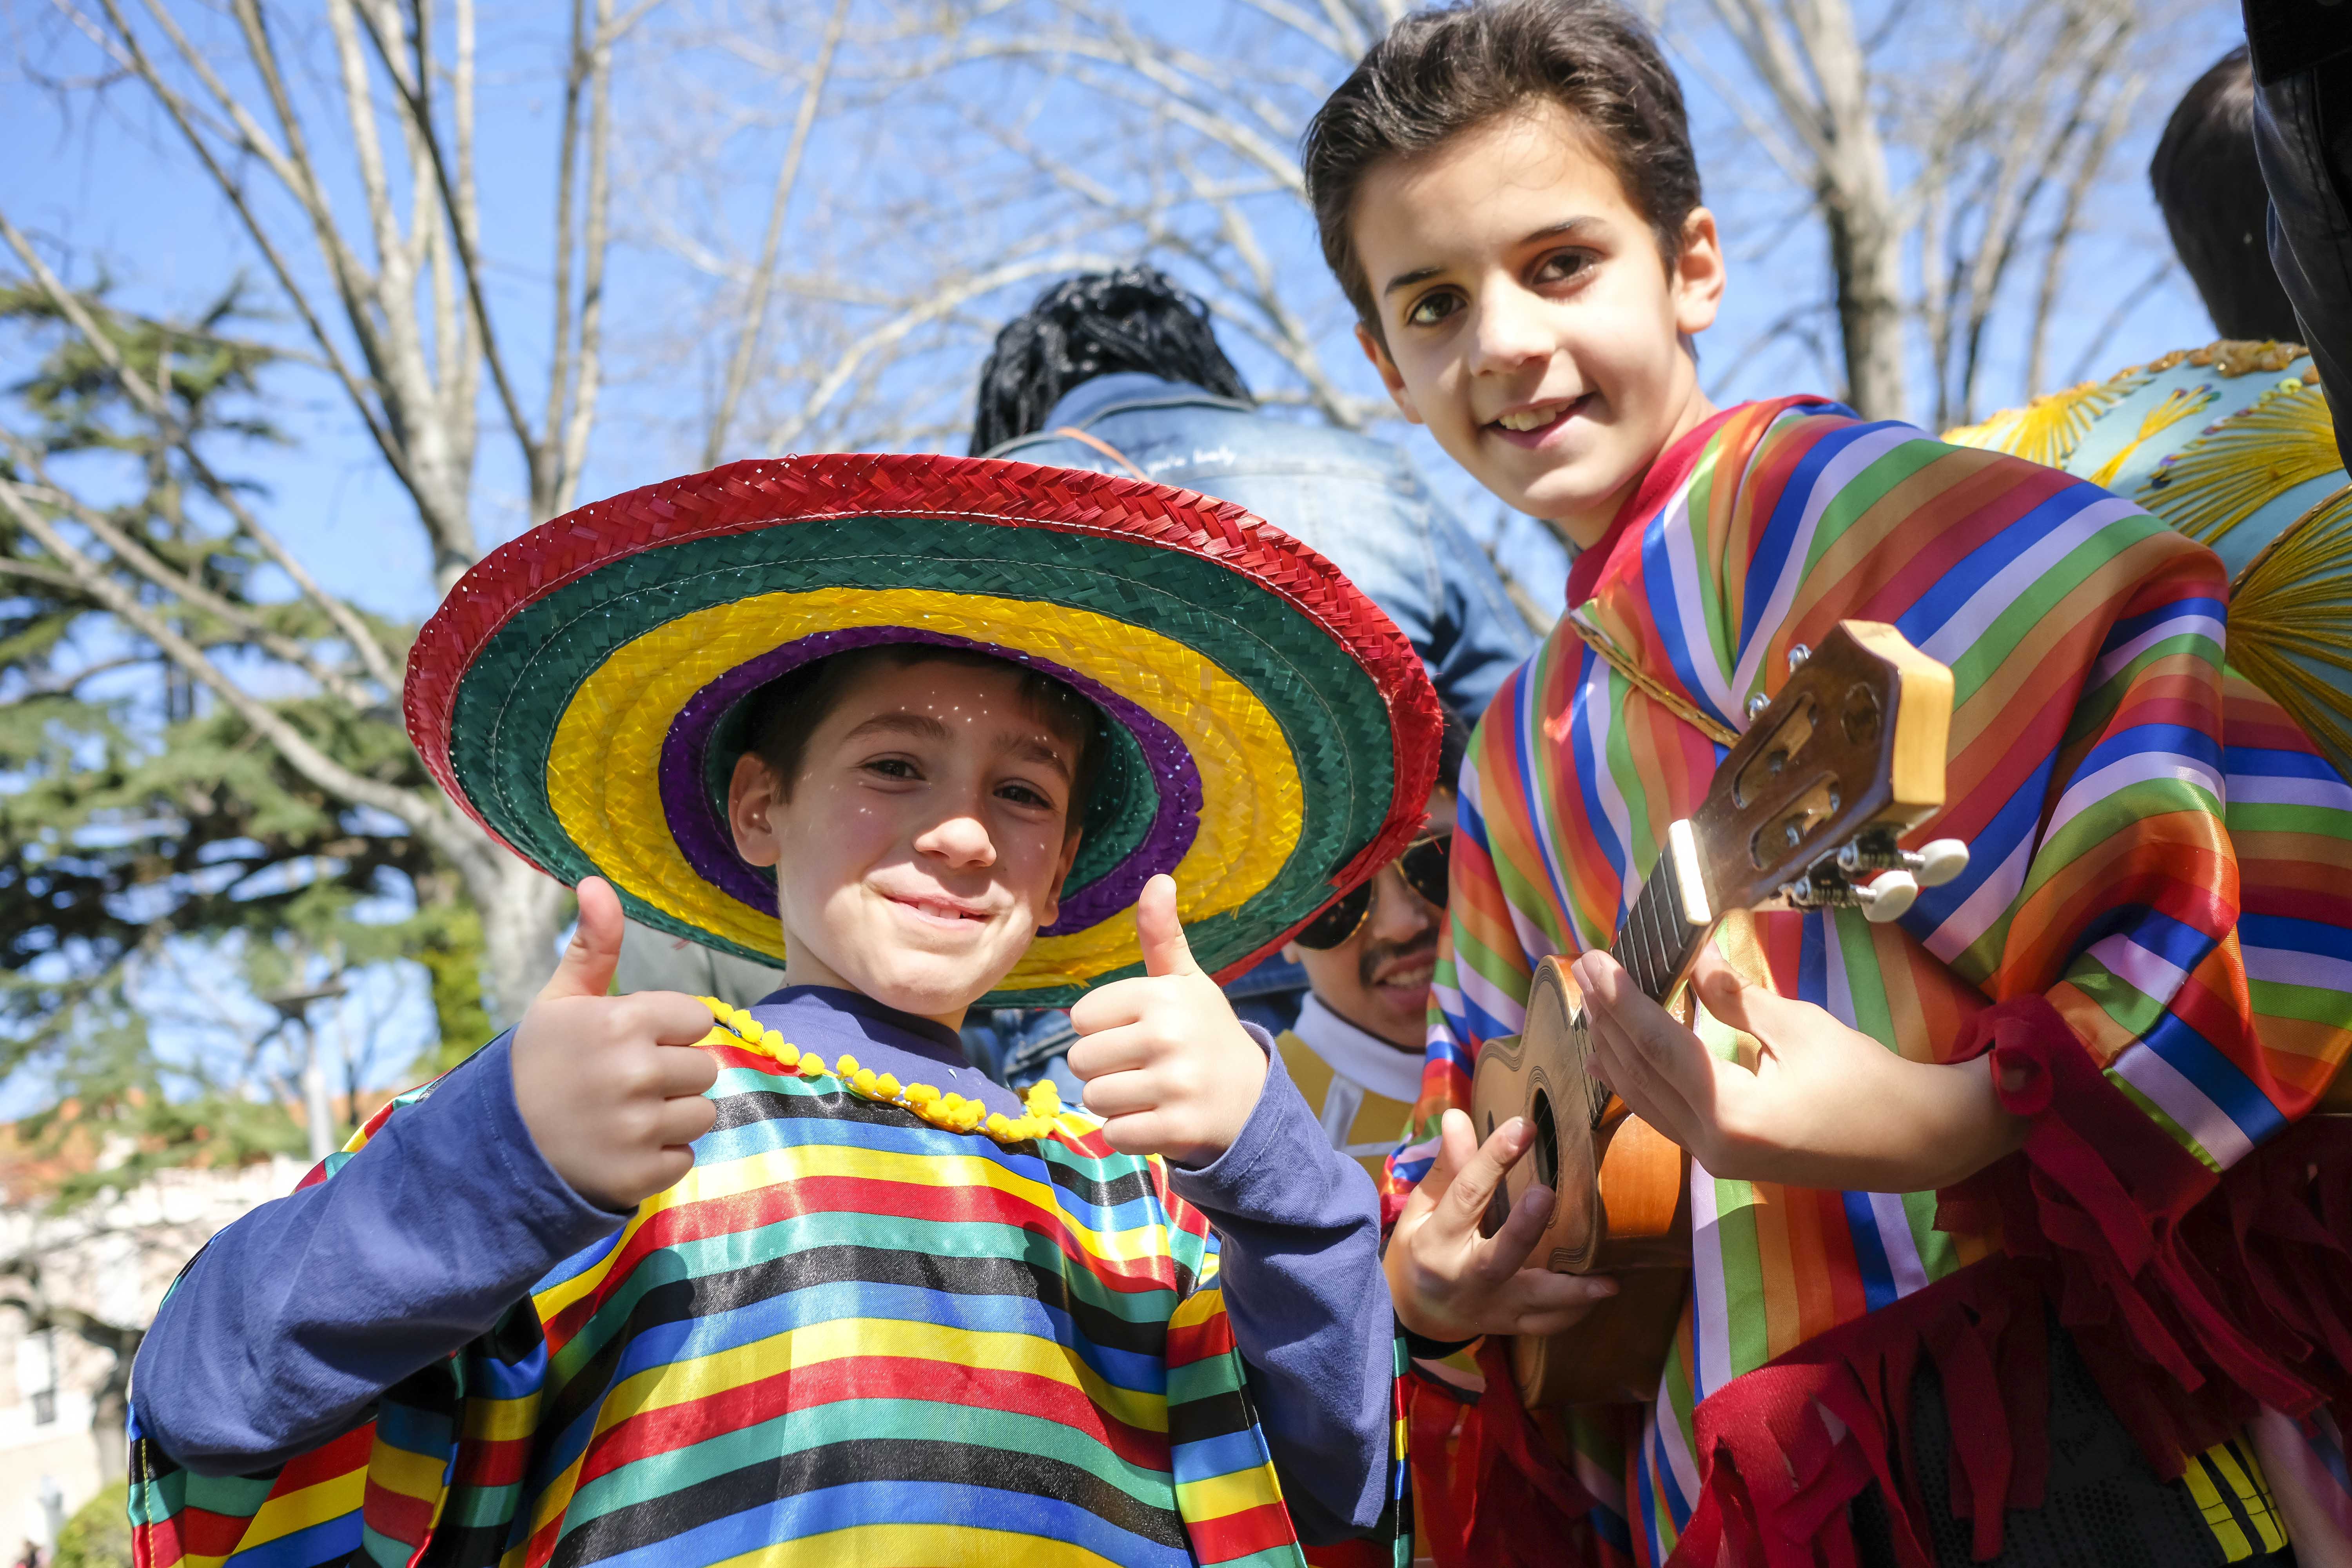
[698,997,1065,1145]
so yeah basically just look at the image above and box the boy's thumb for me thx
[1691,942,1767,1032]
[543,876,625,1001]
[1135,874,1200,979]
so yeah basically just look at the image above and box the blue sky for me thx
[0,0,2255,1106]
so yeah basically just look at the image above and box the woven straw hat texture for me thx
[405,453,1443,1007]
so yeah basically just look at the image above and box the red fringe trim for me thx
[2189,1114,2352,1414]
[1406,1344,1608,1568]
[1405,996,2352,1567]
[1673,1257,2052,1568]
[1938,996,2315,1417]
[1671,996,2352,1566]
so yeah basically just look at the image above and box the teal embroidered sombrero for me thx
[404,453,1443,1007]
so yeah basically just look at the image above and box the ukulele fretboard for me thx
[1607,819,1713,1007]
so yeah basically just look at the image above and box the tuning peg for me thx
[1746,691,1771,719]
[1857,870,1918,923]
[1786,643,1811,673]
[1907,839,1969,887]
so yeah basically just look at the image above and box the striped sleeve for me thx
[1922,526,2352,1415]
[1686,418,2352,1411]
[1602,405,2352,1183]
[129,1084,486,1568]
[1893,502,2352,1142]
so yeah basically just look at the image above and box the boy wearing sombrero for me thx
[123,456,1430,1566]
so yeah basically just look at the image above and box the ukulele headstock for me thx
[1690,622,1963,921]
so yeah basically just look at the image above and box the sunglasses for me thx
[1292,833,1452,951]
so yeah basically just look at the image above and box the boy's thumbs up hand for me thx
[510,877,721,1210]
[1066,875,1267,1165]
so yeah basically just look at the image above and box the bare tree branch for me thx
[0,479,490,878]
[761,253,1124,453]
[69,0,422,499]
[557,0,619,509]
[2027,62,2143,397]
[3,440,383,712]
[0,209,405,693]
[703,0,853,469]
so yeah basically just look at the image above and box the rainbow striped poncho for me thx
[1394,397,2352,1566]
[127,1005,1409,1568]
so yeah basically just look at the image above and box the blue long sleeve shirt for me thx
[131,985,1397,1544]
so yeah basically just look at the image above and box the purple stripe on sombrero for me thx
[655,626,1202,937]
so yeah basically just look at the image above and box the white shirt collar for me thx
[1290,991,1426,1105]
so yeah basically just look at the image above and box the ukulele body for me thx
[1458,622,1960,1409]
[1469,956,1691,1407]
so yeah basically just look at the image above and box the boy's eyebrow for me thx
[1006,732,1074,781]
[842,711,949,744]
[1378,216,1604,298]
[1381,263,1446,299]
[844,710,1074,781]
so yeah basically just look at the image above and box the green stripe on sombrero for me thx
[445,514,1393,1006]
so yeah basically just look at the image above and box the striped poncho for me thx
[127,1001,1408,1568]
[1393,397,2352,1566]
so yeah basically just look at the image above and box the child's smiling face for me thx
[1349,100,1724,548]
[727,656,1085,1030]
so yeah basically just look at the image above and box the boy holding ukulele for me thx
[1303,2,2352,1563]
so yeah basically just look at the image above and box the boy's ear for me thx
[1281,940,1302,965]
[727,751,784,868]
[1671,207,1727,338]
[1355,322,1425,426]
[1037,828,1083,930]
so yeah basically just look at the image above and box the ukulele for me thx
[1468,621,1968,1407]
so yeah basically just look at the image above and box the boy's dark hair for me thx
[1301,0,1701,339]
[2149,46,2300,343]
[743,645,1102,840]
[969,266,1252,456]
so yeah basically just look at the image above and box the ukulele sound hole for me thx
[1530,1089,1561,1193]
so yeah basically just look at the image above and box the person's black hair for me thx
[2150,46,2301,343]
[969,266,1252,455]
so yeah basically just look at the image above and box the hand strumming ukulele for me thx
[1469,621,1968,1407]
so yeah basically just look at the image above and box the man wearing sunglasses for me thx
[1274,708,1467,1178]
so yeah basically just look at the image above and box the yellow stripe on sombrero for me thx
[545,586,1305,988]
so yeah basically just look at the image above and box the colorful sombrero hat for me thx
[405,454,1443,1008]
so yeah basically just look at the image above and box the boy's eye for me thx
[864,757,920,780]
[997,781,1055,811]
[1532,250,1592,287]
[1403,289,1463,328]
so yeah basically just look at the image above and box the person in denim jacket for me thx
[964,265,1537,1091]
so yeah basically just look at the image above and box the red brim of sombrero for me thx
[403,453,1442,1008]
